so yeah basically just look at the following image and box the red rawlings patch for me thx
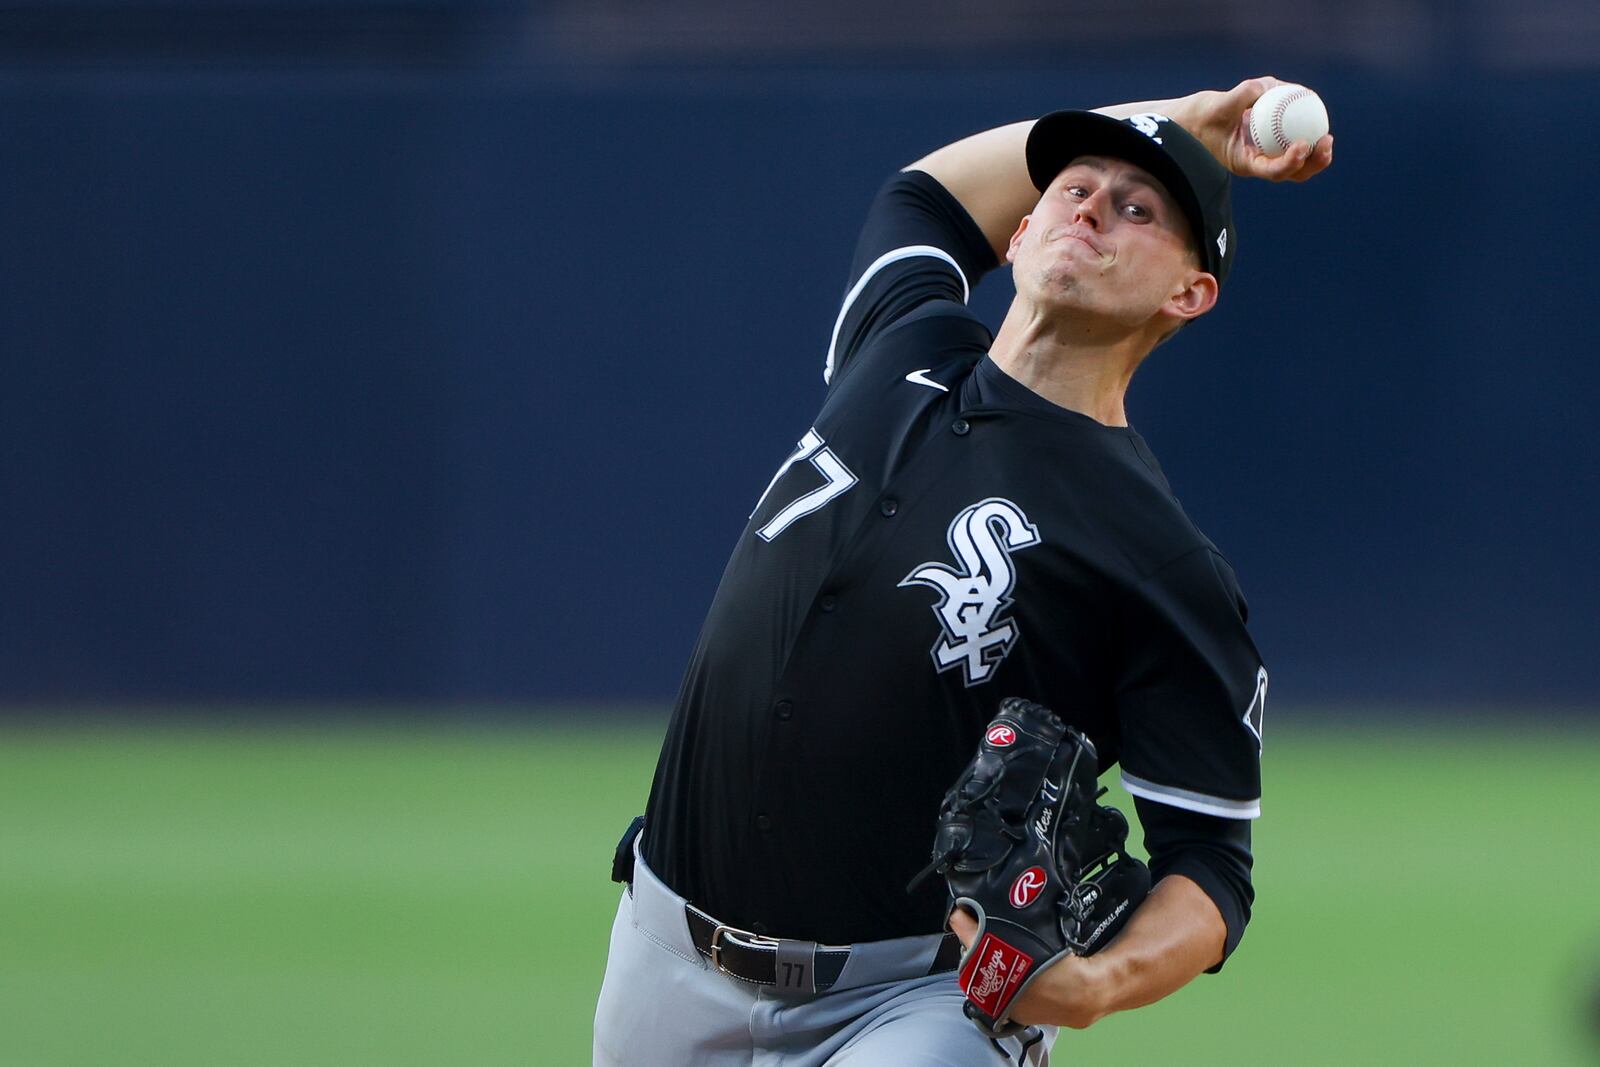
[958,932,1034,1020]
[985,725,1017,748]
[1009,866,1048,908]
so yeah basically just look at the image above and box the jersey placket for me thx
[743,408,992,900]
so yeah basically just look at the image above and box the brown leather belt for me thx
[683,902,962,994]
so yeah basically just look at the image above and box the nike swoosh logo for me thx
[904,368,949,393]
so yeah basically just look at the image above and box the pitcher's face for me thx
[1008,155,1212,333]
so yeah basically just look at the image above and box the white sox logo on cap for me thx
[1128,112,1171,144]
[1009,866,1049,908]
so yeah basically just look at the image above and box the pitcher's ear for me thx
[1005,215,1032,264]
[1167,270,1219,322]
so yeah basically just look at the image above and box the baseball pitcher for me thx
[594,77,1332,1065]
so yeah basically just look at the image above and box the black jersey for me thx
[644,170,1265,958]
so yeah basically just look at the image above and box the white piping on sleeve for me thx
[822,244,970,384]
[1120,771,1261,820]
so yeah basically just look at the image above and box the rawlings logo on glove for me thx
[908,697,1151,1038]
[1009,868,1048,907]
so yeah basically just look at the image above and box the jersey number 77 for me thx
[751,428,858,542]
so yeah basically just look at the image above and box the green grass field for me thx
[2,716,1597,1065]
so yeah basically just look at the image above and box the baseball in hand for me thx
[1248,85,1329,156]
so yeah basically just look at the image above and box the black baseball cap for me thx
[1025,110,1235,286]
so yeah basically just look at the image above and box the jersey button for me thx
[755,814,773,832]
[952,418,970,436]
[774,699,794,720]
[819,594,836,613]
[880,498,898,517]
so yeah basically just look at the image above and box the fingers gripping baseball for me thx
[1217,76,1335,182]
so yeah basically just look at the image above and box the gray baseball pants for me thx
[593,840,1055,1065]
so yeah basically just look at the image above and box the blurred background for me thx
[2,1,1598,1064]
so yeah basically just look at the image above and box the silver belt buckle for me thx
[708,923,777,976]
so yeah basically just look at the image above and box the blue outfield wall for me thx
[2,56,1597,707]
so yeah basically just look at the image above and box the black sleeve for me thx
[1114,546,1267,822]
[822,170,998,388]
[1134,797,1254,972]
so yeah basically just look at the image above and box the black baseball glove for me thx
[908,697,1151,1037]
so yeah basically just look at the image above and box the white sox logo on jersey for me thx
[899,498,1041,686]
